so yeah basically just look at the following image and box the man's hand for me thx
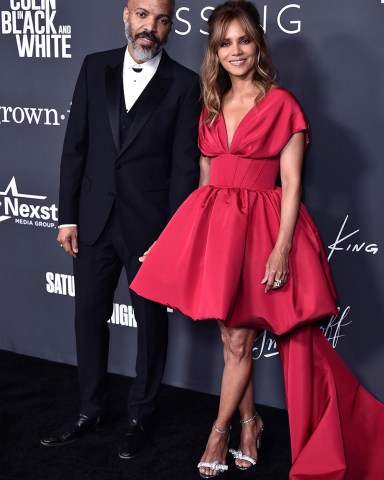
[57,226,78,258]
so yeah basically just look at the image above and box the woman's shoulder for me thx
[265,86,302,110]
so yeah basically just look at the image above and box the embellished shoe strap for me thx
[197,461,228,472]
[240,411,264,447]
[212,422,231,434]
[240,412,259,425]
[229,449,257,465]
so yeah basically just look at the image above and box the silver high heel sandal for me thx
[197,422,231,478]
[229,412,264,471]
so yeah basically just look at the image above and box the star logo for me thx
[0,177,47,223]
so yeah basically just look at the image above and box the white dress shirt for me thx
[59,49,163,229]
[123,48,162,112]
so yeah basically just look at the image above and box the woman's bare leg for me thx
[234,376,264,468]
[198,322,257,477]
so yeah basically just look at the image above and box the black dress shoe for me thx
[119,419,148,459]
[40,414,100,446]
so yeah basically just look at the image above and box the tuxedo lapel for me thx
[117,51,174,160]
[105,49,125,152]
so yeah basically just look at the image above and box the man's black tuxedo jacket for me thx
[59,47,201,254]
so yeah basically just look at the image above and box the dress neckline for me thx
[221,105,255,151]
[220,87,280,151]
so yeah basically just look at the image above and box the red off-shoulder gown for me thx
[131,88,384,479]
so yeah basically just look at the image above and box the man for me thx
[40,0,201,459]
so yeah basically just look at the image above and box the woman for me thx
[131,1,384,478]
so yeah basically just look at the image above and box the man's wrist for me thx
[58,224,77,228]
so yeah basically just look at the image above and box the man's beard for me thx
[124,22,166,62]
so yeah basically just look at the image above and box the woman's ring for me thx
[274,279,283,288]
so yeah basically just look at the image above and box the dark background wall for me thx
[0,0,383,410]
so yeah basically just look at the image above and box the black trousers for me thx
[73,207,168,424]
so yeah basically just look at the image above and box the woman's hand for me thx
[139,241,156,262]
[261,247,290,292]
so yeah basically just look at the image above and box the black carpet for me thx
[0,350,291,480]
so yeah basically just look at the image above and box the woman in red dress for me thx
[131,1,384,478]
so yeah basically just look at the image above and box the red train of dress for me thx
[278,327,384,479]
[131,88,384,478]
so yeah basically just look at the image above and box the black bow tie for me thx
[132,66,143,73]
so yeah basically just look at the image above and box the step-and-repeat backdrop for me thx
[1,1,383,409]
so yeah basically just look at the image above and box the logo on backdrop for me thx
[252,306,352,360]
[0,0,72,58]
[0,102,71,126]
[0,177,57,228]
[328,215,379,261]
[175,3,303,36]
[45,271,138,328]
